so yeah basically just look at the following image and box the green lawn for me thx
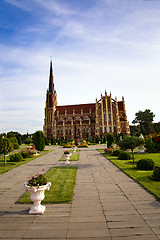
[0,149,52,175]
[18,166,77,204]
[98,149,160,200]
[59,152,80,161]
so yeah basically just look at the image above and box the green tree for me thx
[17,136,22,145]
[119,136,144,164]
[0,138,14,165]
[132,109,155,135]
[153,122,160,133]
[24,138,33,145]
[33,131,45,151]
[107,133,115,147]
[51,136,54,145]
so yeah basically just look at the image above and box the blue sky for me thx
[0,0,160,134]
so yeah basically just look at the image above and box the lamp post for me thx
[2,136,6,166]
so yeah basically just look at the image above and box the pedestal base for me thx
[29,205,46,215]
[65,161,70,164]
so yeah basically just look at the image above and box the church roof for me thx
[55,103,95,115]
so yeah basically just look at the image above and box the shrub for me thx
[28,150,36,157]
[10,153,23,162]
[137,159,155,171]
[111,149,123,156]
[63,143,72,148]
[24,138,33,144]
[78,143,89,148]
[21,151,29,158]
[33,131,45,151]
[145,138,156,153]
[14,143,19,149]
[104,148,112,154]
[152,167,160,181]
[118,151,131,160]
[107,133,115,147]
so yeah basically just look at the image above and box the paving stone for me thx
[111,235,159,240]
[0,146,160,240]
[107,220,147,229]
[69,215,106,223]
[28,222,68,230]
[67,229,110,238]
[138,208,160,214]
[145,219,160,227]
[106,215,145,222]
[104,209,139,216]
[110,227,154,237]
[68,222,107,230]
[23,229,67,238]
[142,213,160,220]
[152,227,160,235]
[0,230,25,238]
[33,216,70,223]
[0,223,30,230]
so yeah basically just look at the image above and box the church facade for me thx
[43,60,130,140]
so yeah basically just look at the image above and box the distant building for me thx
[43,60,130,140]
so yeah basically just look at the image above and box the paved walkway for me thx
[0,145,160,240]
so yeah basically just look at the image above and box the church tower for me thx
[43,59,57,138]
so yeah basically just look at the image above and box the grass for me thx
[98,149,160,200]
[18,166,77,204]
[0,149,52,175]
[59,151,80,161]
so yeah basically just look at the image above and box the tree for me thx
[51,136,54,145]
[132,109,155,135]
[0,138,14,165]
[33,131,45,151]
[107,133,115,147]
[119,136,144,164]
[24,138,33,145]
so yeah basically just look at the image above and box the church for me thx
[43,60,130,141]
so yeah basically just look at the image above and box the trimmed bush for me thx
[33,131,45,151]
[78,143,89,148]
[24,138,33,144]
[137,159,155,171]
[10,153,23,162]
[152,167,160,181]
[111,149,122,156]
[118,151,131,160]
[63,143,72,148]
[21,151,29,158]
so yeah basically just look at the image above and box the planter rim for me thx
[24,181,51,191]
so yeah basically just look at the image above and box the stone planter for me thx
[64,154,70,164]
[68,152,72,157]
[24,182,51,214]
[72,146,77,153]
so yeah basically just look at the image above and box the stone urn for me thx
[64,154,70,164]
[24,182,51,214]
[72,146,77,153]
[68,152,72,157]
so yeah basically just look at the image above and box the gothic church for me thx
[43,60,130,140]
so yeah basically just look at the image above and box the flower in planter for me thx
[64,150,70,154]
[27,169,48,187]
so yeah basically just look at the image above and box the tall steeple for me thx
[49,58,54,92]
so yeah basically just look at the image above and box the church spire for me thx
[49,58,54,92]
